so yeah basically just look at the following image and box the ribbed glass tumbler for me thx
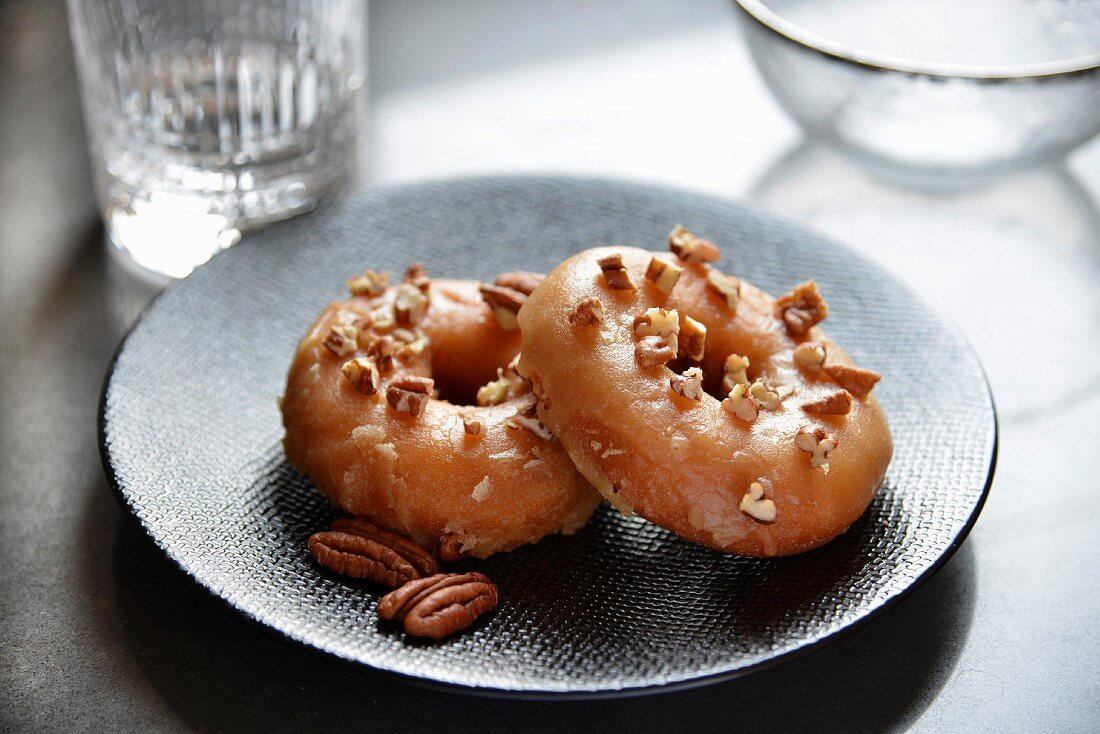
[67,0,367,278]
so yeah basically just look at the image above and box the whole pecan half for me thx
[377,572,499,640]
[308,517,440,588]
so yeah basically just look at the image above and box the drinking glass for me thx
[66,0,367,279]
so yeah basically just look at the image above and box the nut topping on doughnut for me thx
[367,335,400,374]
[633,307,680,354]
[436,532,467,562]
[394,282,430,327]
[795,425,838,470]
[377,572,499,640]
[823,363,881,398]
[494,271,544,296]
[724,383,759,422]
[462,413,485,436]
[645,256,682,295]
[505,402,554,440]
[776,281,829,335]
[352,313,375,333]
[706,269,741,311]
[403,263,431,293]
[471,476,491,502]
[739,482,777,523]
[342,357,381,396]
[793,341,827,369]
[567,296,606,326]
[750,379,782,411]
[670,367,705,401]
[371,309,396,333]
[476,378,509,406]
[323,324,358,357]
[347,270,389,298]
[803,390,853,415]
[308,517,440,588]
[668,225,721,263]
[635,335,676,368]
[721,354,750,395]
[386,376,434,418]
[397,335,430,364]
[480,284,527,332]
[597,253,636,291]
[477,364,528,406]
[679,315,707,362]
[392,327,417,343]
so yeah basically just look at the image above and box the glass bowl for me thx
[735,0,1100,178]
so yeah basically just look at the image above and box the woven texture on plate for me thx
[100,176,994,695]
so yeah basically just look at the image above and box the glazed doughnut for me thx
[282,266,601,559]
[517,228,893,557]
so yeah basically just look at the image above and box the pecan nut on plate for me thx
[377,572,499,640]
[308,517,440,588]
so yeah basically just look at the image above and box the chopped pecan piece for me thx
[371,309,396,333]
[462,413,485,436]
[476,378,509,406]
[494,271,544,296]
[323,324,358,357]
[341,357,380,395]
[793,341,827,369]
[635,335,676,368]
[795,425,838,470]
[739,481,777,523]
[476,364,528,406]
[567,296,605,326]
[386,376,434,417]
[633,307,680,354]
[679,314,707,361]
[706,269,741,311]
[645,256,682,295]
[396,335,430,364]
[308,517,440,587]
[394,282,429,327]
[352,313,375,333]
[597,253,636,291]
[392,328,416,343]
[347,270,389,298]
[377,572,499,640]
[776,281,828,335]
[803,390,853,415]
[750,379,782,410]
[669,225,721,263]
[823,363,881,398]
[724,382,758,422]
[471,476,491,502]
[505,401,553,440]
[721,353,750,395]
[479,284,526,331]
[403,263,431,292]
[367,334,400,374]
[435,532,467,563]
[670,367,705,401]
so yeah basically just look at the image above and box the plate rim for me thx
[97,172,998,699]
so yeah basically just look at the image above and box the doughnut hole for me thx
[419,281,521,405]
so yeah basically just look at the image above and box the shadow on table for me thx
[749,140,1100,425]
[106,508,976,734]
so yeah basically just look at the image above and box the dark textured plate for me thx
[99,175,995,697]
